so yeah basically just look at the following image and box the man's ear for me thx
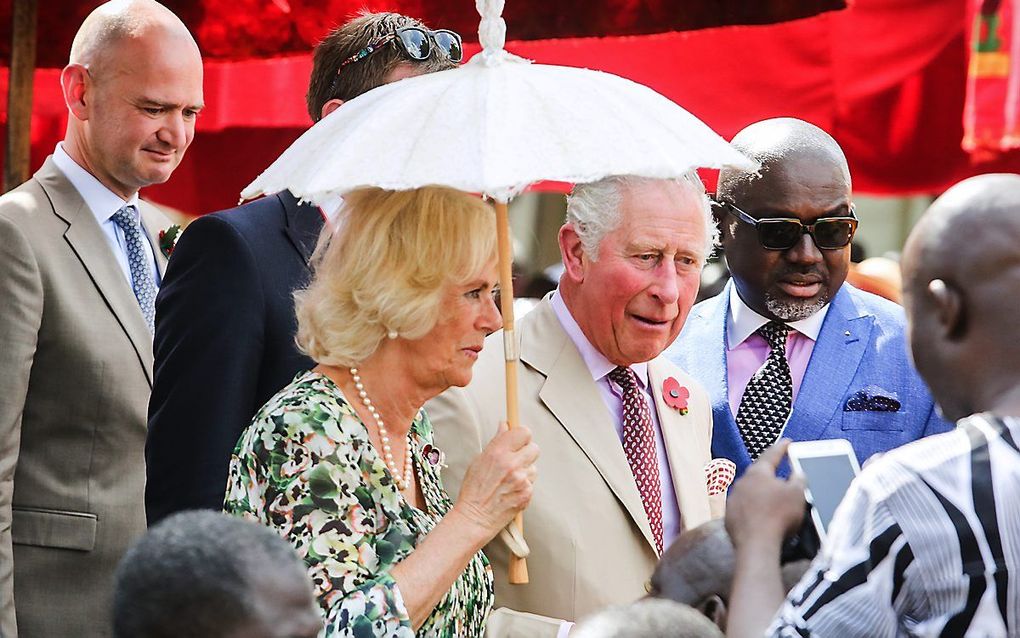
[696,594,728,630]
[61,64,90,121]
[928,279,965,339]
[558,223,587,283]
[319,98,344,120]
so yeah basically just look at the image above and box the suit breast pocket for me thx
[841,411,905,432]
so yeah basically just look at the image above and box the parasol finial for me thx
[476,0,507,55]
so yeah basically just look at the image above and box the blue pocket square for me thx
[844,386,901,412]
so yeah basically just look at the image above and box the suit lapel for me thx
[685,284,752,470]
[648,361,711,529]
[138,202,168,278]
[37,158,155,385]
[522,301,658,553]
[281,190,326,267]
[784,286,873,443]
[690,286,732,425]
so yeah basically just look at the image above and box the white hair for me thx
[565,173,719,262]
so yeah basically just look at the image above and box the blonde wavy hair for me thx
[295,187,497,367]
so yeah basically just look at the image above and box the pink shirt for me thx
[725,288,829,418]
[550,291,682,547]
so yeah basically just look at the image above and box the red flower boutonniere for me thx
[662,377,690,415]
[158,225,181,259]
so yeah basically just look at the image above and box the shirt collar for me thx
[319,194,344,224]
[726,284,830,349]
[52,143,139,224]
[550,288,650,389]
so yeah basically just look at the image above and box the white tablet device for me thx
[787,438,861,543]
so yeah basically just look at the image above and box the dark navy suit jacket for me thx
[146,191,324,524]
[667,281,953,477]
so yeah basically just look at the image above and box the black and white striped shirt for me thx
[769,413,1020,637]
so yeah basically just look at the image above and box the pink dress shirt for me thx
[725,288,829,420]
[550,291,682,547]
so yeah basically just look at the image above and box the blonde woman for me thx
[225,187,538,637]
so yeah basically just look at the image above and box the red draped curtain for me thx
[3,0,1020,214]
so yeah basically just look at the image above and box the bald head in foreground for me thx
[0,1,201,636]
[669,117,950,479]
[725,174,1020,637]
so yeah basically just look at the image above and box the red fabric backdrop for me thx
[0,0,846,65]
[3,0,1020,213]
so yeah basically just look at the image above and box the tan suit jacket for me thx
[427,298,722,627]
[0,158,168,637]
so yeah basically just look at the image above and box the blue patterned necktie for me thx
[111,205,157,332]
[735,321,793,459]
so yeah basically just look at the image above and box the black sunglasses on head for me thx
[718,200,858,251]
[336,27,463,77]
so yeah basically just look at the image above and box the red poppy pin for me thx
[662,377,690,415]
[158,224,181,259]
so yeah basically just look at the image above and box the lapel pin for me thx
[421,443,447,468]
[662,377,690,416]
[158,224,181,259]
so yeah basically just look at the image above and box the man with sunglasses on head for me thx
[667,118,950,479]
[145,12,463,525]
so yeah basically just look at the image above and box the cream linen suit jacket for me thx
[427,298,722,628]
[0,158,168,637]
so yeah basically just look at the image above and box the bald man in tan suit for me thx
[428,174,725,631]
[0,2,203,635]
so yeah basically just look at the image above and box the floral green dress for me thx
[224,371,494,637]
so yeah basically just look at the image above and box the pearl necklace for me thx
[350,368,414,491]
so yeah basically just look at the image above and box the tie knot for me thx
[111,205,140,230]
[608,366,639,391]
[757,321,790,352]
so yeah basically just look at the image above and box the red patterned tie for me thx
[609,366,664,554]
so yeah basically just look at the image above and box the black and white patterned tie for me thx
[111,205,157,333]
[735,321,793,459]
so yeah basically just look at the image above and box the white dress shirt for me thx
[51,143,161,288]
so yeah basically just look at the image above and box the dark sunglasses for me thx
[719,201,858,250]
[336,27,463,77]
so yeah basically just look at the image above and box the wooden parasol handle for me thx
[494,200,528,584]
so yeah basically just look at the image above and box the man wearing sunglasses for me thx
[145,12,461,526]
[667,118,951,478]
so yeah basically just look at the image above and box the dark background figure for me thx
[724,173,1020,636]
[113,511,321,638]
[668,117,950,478]
[145,12,458,524]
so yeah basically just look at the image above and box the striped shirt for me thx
[769,413,1020,637]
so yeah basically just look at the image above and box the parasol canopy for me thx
[241,0,755,204]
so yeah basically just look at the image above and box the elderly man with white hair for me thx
[427,174,723,632]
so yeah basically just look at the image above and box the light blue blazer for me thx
[666,281,953,477]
